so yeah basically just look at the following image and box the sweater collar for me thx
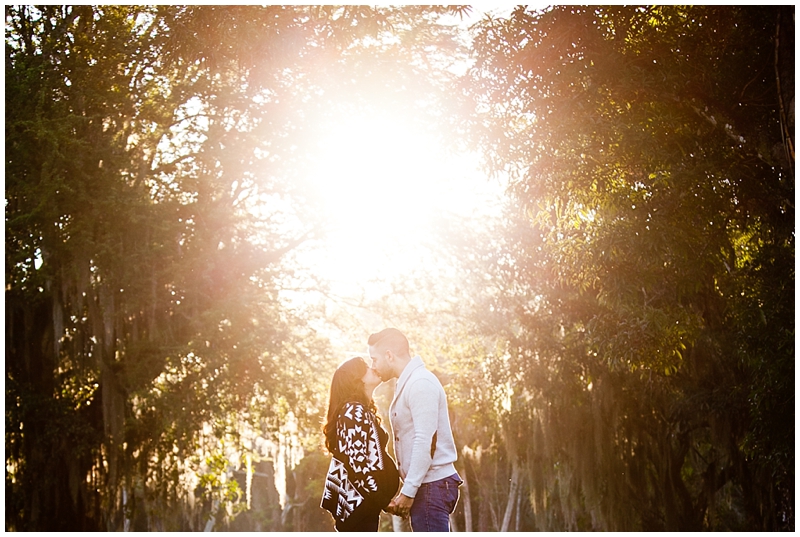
[395,355,424,395]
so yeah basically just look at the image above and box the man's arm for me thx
[398,378,440,498]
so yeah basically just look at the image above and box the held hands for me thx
[386,493,414,518]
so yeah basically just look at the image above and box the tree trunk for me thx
[501,459,521,532]
[478,485,490,532]
[460,460,473,532]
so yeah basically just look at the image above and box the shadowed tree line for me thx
[5,4,793,532]
[445,5,794,531]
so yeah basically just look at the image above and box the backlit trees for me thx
[459,5,793,530]
[5,5,466,530]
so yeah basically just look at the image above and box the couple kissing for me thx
[321,328,462,532]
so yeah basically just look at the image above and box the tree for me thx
[460,5,793,530]
[5,5,468,530]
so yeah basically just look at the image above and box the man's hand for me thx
[387,493,414,518]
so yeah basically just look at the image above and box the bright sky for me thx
[274,6,519,353]
[296,106,503,301]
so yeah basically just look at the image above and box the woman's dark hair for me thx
[323,356,379,454]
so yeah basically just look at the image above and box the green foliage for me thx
[5,5,469,531]
[197,452,245,518]
[459,5,793,531]
[7,4,792,533]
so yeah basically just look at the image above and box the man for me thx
[368,328,462,532]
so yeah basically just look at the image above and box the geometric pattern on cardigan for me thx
[337,402,386,493]
[321,456,363,522]
[321,402,387,522]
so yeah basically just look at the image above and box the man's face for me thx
[369,345,393,381]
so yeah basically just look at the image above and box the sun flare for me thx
[311,111,446,236]
[301,108,499,293]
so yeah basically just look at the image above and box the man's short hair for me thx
[368,328,410,357]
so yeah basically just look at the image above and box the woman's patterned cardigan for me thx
[321,401,397,523]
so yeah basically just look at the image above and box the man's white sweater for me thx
[389,356,458,498]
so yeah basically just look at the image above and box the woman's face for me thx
[361,365,383,395]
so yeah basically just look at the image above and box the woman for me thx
[321,356,399,532]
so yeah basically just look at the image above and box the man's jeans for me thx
[410,473,462,532]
